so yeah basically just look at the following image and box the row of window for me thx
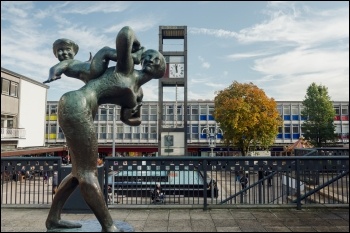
[47,104,349,118]
[46,120,349,140]
[1,78,18,97]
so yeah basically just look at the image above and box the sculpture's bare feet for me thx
[102,224,123,232]
[46,219,82,230]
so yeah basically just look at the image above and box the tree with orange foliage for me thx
[213,81,282,156]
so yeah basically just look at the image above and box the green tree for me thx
[213,81,282,156]
[301,83,336,147]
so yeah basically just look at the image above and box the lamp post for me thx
[201,126,222,157]
[201,126,223,203]
[101,105,117,203]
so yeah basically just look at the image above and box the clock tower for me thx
[158,26,188,156]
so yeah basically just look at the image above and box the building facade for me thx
[1,67,49,150]
[45,100,349,157]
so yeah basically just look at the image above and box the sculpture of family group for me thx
[44,26,166,232]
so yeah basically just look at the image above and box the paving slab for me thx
[1,207,348,232]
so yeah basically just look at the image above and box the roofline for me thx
[1,67,50,89]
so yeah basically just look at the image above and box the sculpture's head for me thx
[141,49,166,79]
[52,38,79,61]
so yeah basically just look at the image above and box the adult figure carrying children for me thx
[45,26,166,232]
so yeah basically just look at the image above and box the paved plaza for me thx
[1,206,349,232]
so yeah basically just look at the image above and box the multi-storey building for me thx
[1,67,49,151]
[45,100,349,157]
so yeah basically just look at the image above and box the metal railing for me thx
[1,127,26,139]
[1,153,349,210]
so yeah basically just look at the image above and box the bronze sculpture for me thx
[45,26,166,232]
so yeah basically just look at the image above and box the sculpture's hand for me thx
[120,103,142,126]
[131,40,141,53]
[43,75,61,84]
[132,46,145,65]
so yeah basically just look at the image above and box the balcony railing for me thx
[1,128,26,139]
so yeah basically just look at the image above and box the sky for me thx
[1,1,349,102]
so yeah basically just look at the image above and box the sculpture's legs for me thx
[50,91,120,232]
[80,172,119,232]
[45,173,81,229]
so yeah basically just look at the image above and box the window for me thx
[115,107,120,116]
[108,125,114,139]
[50,124,56,134]
[191,106,198,121]
[334,106,340,115]
[192,125,198,133]
[200,105,207,114]
[341,106,348,115]
[142,125,149,133]
[292,124,299,134]
[116,124,123,139]
[100,125,106,132]
[283,105,290,115]
[150,124,157,139]
[291,105,298,115]
[208,106,214,120]
[278,126,282,134]
[58,127,65,139]
[100,108,107,121]
[10,82,18,97]
[284,124,291,134]
[277,105,282,116]
[177,105,182,114]
[208,106,214,115]
[108,108,114,121]
[150,105,157,121]
[142,106,149,120]
[1,78,10,95]
[166,105,173,115]
[1,78,18,97]
[50,105,57,114]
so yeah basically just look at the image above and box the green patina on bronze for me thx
[45,26,166,232]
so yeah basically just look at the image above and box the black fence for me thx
[1,148,349,210]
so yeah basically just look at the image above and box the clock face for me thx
[164,135,174,147]
[169,63,184,78]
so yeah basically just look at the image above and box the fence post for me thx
[295,158,301,210]
[104,159,109,205]
[203,159,208,210]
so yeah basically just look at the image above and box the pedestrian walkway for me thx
[1,206,349,232]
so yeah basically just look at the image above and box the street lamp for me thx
[100,105,117,203]
[201,126,223,157]
[201,126,223,203]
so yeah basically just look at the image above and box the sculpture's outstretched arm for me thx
[115,26,143,75]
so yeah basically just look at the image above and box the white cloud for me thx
[62,2,129,14]
[252,48,349,76]
[189,27,238,39]
[198,56,211,69]
[104,17,158,33]
[227,52,271,61]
